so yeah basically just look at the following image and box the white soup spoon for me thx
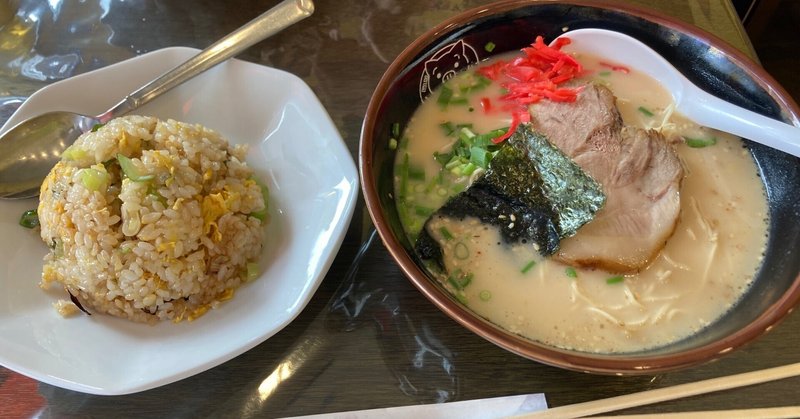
[554,28,800,157]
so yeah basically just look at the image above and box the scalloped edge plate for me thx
[0,47,357,395]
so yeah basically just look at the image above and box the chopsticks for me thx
[512,361,800,418]
[588,406,800,418]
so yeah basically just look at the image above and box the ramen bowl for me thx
[360,0,800,374]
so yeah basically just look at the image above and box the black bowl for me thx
[360,0,800,373]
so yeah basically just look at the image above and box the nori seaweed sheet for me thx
[510,126,606,238]
[415,124,605,269]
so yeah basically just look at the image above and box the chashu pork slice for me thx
[528,84,683,273]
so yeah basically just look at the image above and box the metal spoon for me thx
[0,0,314,199]
[554,28,800,157]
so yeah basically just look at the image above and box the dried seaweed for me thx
[509,125,606,238]
[416,124,605,268]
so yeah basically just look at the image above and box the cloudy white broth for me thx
[393,45,768,353]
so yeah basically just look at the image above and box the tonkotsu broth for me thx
[393,51,768,353]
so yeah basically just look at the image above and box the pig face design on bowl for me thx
[419,39,479,101]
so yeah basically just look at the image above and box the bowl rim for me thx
[359,0,800,374]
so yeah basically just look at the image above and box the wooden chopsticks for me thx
[513,362,800,418]
[590,406,800,418]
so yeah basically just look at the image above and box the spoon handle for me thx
[681,84,800,157]
[98,0,314,122]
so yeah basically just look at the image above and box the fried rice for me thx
[37,115,267,323]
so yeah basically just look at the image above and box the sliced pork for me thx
[528,84,683,273]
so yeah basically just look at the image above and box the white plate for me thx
[0,47,358,395]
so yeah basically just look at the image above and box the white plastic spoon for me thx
[554,28,800,157]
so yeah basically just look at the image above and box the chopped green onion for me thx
[433,151,454,166]
[445,156,463,170]
[61,145,87,161]
[449,162,466,176]
[459,74,492,94]
[398,153,409,199]
[598,70,612,77]
[455,293,468,305]
[438,80,483,107]
[408,165,426,181]
[439,122,456,136]
[90,123,105,132]
[441,122,477,137]
[52,238,64,259]
[438,85,454,107]
[471,136,491,148]
[78,168,109,191]
[19,209,39,229]
[473,128,507,146]
[397,203,415,233]
[447,276,460,290]
[439,226,454,241]
[454,241,470,259]
[521,260,536,274]
[447,267,462,276]
[388,138,398,150]
[391,122,401,138]
[460,272,473,288]
[637,106,654,117]
[684,136,717,148]
[454,144,470,158]
[469,146,491,168]
[606,275,625,285]
[479,290,492,301]
[565,266,577,278]
[117,154,154,182]
[484,41,496,52]
[251,209,268,221]
[448,270,473,290]
[458,127,477,144]
[146,183,168,207]
[248,177,270,221]
[256,177,270,207]
[460,162,478,176]
[414,205,434,217]
[246,262,259,281]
